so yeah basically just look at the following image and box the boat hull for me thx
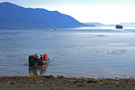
[29,58,50,67]
[116,25,123,29]
[38,58,50,65]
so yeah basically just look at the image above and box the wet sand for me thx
[0,76,135,90]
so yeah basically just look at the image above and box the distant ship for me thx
[115,25,123,29]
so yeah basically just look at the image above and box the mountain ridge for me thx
[0,2,92,29]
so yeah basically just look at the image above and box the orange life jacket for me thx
[44,54,48,60]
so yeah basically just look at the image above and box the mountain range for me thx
[84,22,115,27]
[0,2,92,29]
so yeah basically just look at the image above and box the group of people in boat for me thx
[28,53,49,66]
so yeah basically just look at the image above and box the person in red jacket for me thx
[44,54,48,61]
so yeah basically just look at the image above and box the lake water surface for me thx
[0,28,135,78]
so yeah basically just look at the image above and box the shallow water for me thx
[0,28,135,78]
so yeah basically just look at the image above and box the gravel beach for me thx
[0,76,135,90]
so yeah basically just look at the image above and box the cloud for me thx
[36,4,135,24]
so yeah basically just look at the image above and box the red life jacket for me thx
[44,54,48,60]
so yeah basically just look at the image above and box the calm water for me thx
[0,28,135,78]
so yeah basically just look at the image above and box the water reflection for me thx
[28,65,48,76]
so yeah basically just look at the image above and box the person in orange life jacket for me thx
[44,54,48,61]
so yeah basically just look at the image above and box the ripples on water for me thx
[0,28,135,78]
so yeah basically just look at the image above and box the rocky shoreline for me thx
[0,75,135,90]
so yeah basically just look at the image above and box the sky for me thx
[0,0,135,24]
